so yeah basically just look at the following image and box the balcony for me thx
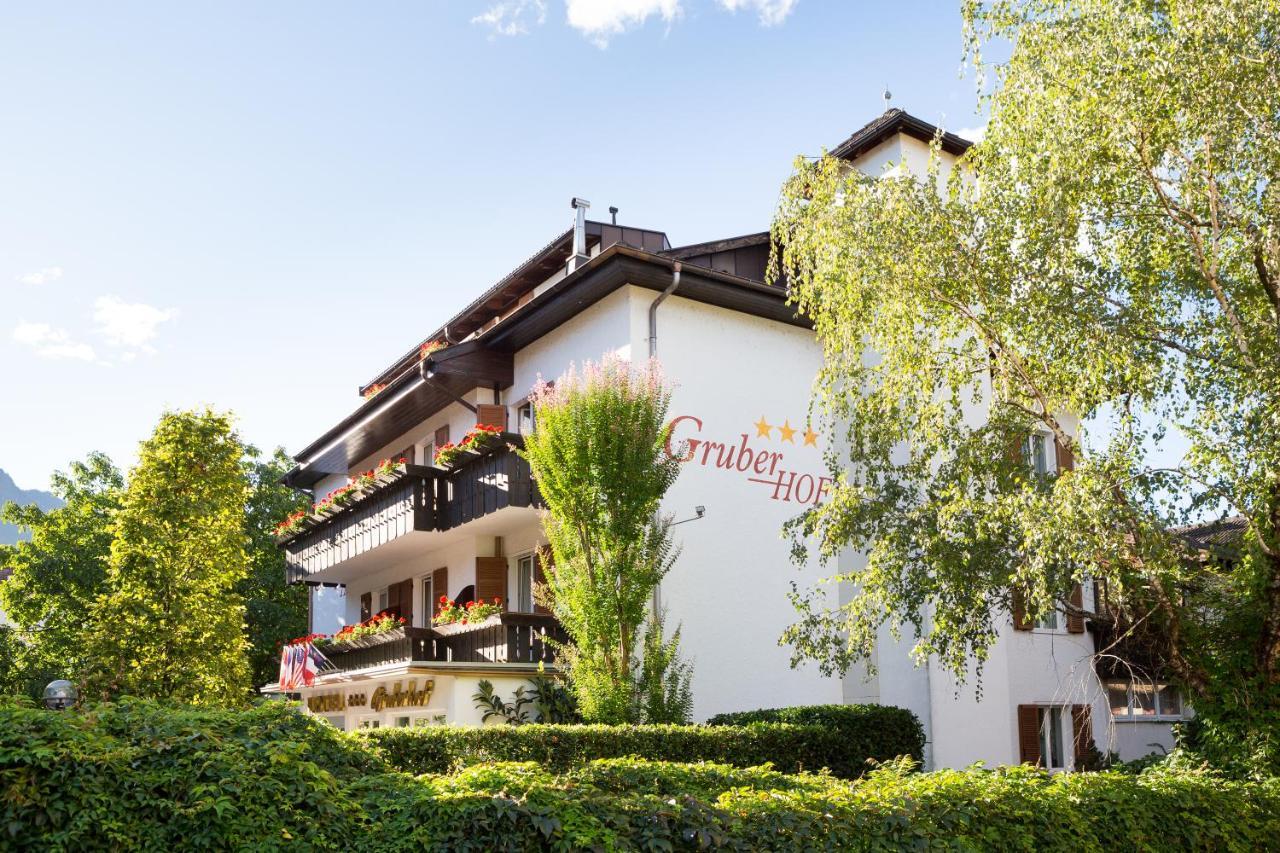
[282,436,541,583]
[310,613,567,678]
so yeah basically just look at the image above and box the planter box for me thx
[432,615,501,636]
[318,626,407,652]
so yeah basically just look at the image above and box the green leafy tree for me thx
[0,454,123,698]
[521,355,691,723]
[81,410,252,705]
[637,608,694,724]
[773,0,1280,773]
[239,446,309,687]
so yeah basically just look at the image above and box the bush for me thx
[706,703,926,766]
[357,718,913,779]
[5,700,1279,851]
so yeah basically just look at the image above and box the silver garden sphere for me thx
[43,679,77,711]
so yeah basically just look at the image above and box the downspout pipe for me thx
[648,261,681,360]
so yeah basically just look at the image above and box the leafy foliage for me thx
[773,0,1280,771]
[520,355,692,723]
[0,453,122,698]
[239,446,309,688]
[473,679,534,725]
[81,410,253,705]
[2,700,1276,851]
[358,711,921,779]
[706,703,926,766]
[637,608,694,724]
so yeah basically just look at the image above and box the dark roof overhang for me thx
[830,108,974,162]
[285,245,805,488]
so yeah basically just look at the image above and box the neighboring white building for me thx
[272,110,1182,766]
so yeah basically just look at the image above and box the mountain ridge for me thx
[0,468,61,545]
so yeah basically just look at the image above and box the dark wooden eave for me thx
[829,108,974,162]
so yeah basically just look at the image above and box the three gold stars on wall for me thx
[754,416,818,446]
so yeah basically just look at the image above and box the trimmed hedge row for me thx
[356,718,913,780]
[3,699,1279,851]
[707,703,925,766]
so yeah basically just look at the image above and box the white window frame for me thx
[1107,681,1185,721]
[1038,706,1072,771]
[515,552,535,612]
[1024,431,1055,476]
[377,587,389,614]
[516,400,535,436]
[355,715,382,729]
[319,714,346,731]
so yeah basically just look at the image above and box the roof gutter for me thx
[647,261,681,359]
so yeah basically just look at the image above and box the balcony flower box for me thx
[322,625,406,651]
[432,615,501,636]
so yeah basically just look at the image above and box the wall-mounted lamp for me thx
[671,506,707,526]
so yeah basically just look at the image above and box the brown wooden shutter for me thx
[1012,588,1033,631]
[359,591,372,622]
[1017,705,1041,765]
[475,556,508,606]
[1066,583,1085,633]
[398,446,414,464]
[1055,436,1075,472]
[398,578,414,625]
[476,404,507,431]
[533,548,552,615]
[430,567,448,622]
[434,425,451,447]
[385,583,400,617]
[1071,705,1094,767]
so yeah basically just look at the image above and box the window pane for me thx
[395,716,411,728]
[1035,609,1060,630]
[1032,435,1048,474]
[1048,708,1064,768]
[1157,686,1181,717]
[1107,684,1131,717]
[1132,684,1156,716]
[517,556,533,612]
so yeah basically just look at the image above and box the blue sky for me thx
[1,1,983,490]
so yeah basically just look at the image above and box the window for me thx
[1035,608,1061,631]
[516,554,534,612]
[1039,707,1068,770]
[394,716,412,728]
[517,401,535,436]
[357,718,381,729]
[320,714,345,730]
[377,587,389,613]
[1107,681,1184,719]
[422,576,434,627]
[1024,433,1050,475]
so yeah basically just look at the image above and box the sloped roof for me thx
[829,108,974,161]
[1171,515,1249,553]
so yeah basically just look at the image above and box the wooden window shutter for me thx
[385,583,400,617]
[1066,583,1085,633]
[1012,588,1033,631]
[399,578,414,625]
[476,404,507,431]
[1071,705,1094,766]
[359,591,372,622]
[434,425,451,447]
[475,556,508,606]
[431,567,448,621]
[1017,705,1041,765]
[1054,436,1075,472]
[533,548,552,615]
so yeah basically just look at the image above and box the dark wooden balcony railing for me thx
[282,436,543,582]
[438,442,540,530]
[310,614,565,677]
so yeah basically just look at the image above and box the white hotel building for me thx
[274,109,1182,769]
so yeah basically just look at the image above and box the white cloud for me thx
[12,322,97,361]
[16,266,64,286]
[472,0,547,36]
[956,122,988,144]
[92,296,175,354]
[565,0,682,46]
[716,0,796,26]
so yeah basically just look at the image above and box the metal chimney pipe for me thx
[569,197,590,272]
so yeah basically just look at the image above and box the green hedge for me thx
[4,700,1280,851]
[707,703,925,765]
[356,717,915,779]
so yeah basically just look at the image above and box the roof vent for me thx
[569,197,590,272]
